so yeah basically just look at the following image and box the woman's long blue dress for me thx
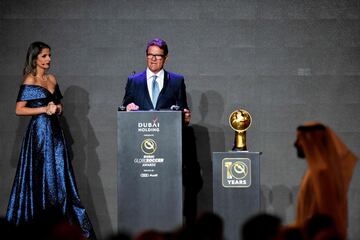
[6,84,96,239]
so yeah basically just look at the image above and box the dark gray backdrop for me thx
[1,1,359,239]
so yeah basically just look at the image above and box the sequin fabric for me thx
[6,84,96,239]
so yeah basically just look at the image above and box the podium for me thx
[213,151,261,240]
[117,111,183,235]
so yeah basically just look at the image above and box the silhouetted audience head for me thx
[106,231,132,240]
[51,222,85,240]
[0,217,19,240]
[174,212,223,240]
[279,226,304,240]
[194,212,224,240]
[134,230,166,240]
[1,206,86,240]
[241,213,281,240]
[304,214,341,240]
[1,206,88,240]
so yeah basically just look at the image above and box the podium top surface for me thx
[213,151,262,154]
[117,109,182,113]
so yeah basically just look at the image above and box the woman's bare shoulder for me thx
[47,74,57,84]
[22,74,36,85]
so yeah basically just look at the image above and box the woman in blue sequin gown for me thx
[6,42,96,239]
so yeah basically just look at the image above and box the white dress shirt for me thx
[146,68,164,102]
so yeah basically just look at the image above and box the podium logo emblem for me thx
[141,138,157,155]
[222,158,251,188]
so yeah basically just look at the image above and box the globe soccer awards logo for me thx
[141,138,157,155]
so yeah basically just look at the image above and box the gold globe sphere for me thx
[229,109,252,132]
[229,109,252,151]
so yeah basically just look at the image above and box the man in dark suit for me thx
[122,38,202,224]
[122,38,191,124]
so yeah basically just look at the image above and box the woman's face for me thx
[36,48,51,70]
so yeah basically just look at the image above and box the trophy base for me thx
[232,146,248,151]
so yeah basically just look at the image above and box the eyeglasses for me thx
[147,54,165,60]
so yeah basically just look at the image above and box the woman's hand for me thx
[46,102,57,115]
[55,104,63,115]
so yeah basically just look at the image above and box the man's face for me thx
[146,45,167,74]
[294,135,305,159]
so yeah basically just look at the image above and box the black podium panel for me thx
[117,111,183,234]
[213,151,261,240]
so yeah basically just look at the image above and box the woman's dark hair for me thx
[146,38,168,56]
[23,41,51,76]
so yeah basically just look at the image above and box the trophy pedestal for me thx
[212,151,261,240]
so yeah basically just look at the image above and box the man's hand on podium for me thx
[184,109,191,125]
[126,103,139,111]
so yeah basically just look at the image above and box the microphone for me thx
[118,106,126,111]
[170,105,180,111]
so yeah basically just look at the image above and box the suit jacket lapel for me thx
[155,70,169,109]
[156,70,169,107]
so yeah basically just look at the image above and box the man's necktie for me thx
[152,75,159,108]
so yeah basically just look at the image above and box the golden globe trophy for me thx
[229,109,252,151]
